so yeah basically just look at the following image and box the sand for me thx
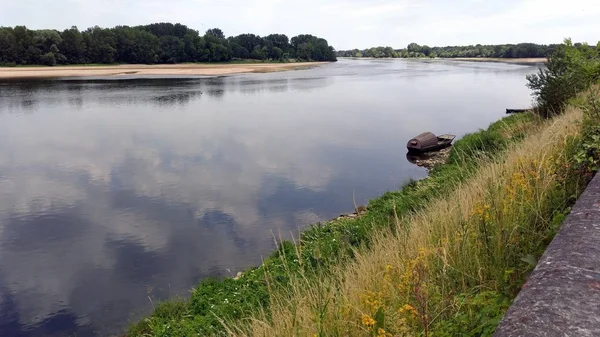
[0,62,329,79]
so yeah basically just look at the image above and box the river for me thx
[0,59,539,336]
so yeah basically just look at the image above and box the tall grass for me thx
[127,113,538,336]
[227,98,595,336]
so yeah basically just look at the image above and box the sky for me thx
[1,0,599,50]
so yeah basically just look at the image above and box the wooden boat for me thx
[407,132,455,153]
[506,108,529,114]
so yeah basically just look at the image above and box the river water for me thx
[0,59,539,336]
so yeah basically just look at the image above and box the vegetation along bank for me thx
[0,23,337,66]
[338,42,565,59]
[126,39,600,336]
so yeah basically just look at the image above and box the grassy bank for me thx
[127,112,546,336]
[229,87,599,337]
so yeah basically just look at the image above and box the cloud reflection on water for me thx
[0,59,536,336]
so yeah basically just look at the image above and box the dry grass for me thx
[226,106,585,337]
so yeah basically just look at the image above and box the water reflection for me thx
[0,59,537,336]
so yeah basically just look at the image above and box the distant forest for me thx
[337,43,557,58]
[0,23,337,66]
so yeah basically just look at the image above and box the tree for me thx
[0,28,17,64]
[271,46,283,60]
[422,45,431,57]
[264,34,290,55]
[0,23,337,65]
[250,45,267,60]
[527,39,600,116]
[39,52,56,66]
[159,35,185,63]
[206,28,225,40]
[407,43,422,53]
[59,27,85,63]
[83,26,117,63]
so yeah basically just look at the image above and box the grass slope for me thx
[128,111,545,336]
[228,88,600,336]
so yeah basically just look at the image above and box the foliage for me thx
[431,291,511,336]
[527,39,600,117]
[0,23,337,66]
[337,42,557,59]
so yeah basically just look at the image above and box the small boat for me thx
[506,108,529,114]
[407,132,455,153]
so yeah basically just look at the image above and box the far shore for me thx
[0,62,329,79]
[339,56,546,64]
[449,57,546,64]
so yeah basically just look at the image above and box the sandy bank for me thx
[451,57,547,64]
[0,62,329,79]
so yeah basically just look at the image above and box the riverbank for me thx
[126,109,553,335]
[339,56,546,64]
[451,57,547,64]
[225,88,598,336]
[0,62,328,79]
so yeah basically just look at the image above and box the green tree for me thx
[159,35,185,63]
[1,23,337,65]
[407,42,422,53]
[271,46,283,60]
[59,26,85,63]
[250,45,267,60]
[83,27,117,63]
[206,28,225,40]
[527,39,600,116]
[0,28,17,64]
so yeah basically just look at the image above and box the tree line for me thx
[337,42,558,59]
[0,23,337,66]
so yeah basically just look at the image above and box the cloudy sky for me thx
[2,0,599,51]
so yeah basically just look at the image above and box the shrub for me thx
[527,39,600,117]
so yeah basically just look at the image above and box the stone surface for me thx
[494,173,600,337]
[406,147,451,169]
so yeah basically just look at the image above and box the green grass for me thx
[126,112,538,336]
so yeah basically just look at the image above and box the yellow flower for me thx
[398,304,417,316]
[362,314,376,327]
[377,328,390,337]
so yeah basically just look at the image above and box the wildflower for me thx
[398,304,417,316]
[362,314,376,327]
[377,328,391,337]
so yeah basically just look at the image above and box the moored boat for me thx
[407,132,455,153]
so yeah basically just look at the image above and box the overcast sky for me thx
[2,0,599,50]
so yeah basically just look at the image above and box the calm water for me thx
[0,59,538,336]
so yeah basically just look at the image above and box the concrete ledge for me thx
[494,173,600,337]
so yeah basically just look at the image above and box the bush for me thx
[39,52,56,66]
[527,39,600,117]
